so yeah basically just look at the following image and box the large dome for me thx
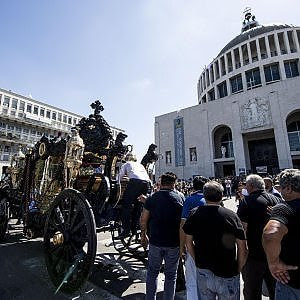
[217,24,294,57]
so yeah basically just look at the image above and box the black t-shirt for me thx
[183,205,246,278]
[237,190,282,260]
[270,199,300,289]
[144,189,184,247]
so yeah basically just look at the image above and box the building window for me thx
[221,132,234,158]
[230,74,243,94]
[63,115,67,123]
[165,151,172,165]
[31,130,36,136]
[46,110,51,118]
[16,126,21,133]
[22,128,29,134]
[264,63,280,83]
[40,108,45,117]
[73,118,77,125]
[208,88,215,101]
[19,101,25,111]
[287,121,300,151]
[217,81,228,98]
[246,68,261,89]
[189,147,197,162]
[11,98,18,109]
[3,96,10,107]
[33,106,39,115]
[27,104,32,113]
[68,116,72,124]
[285,60,299,78]
[58,113,62,122]
[7,124,14,131]
[52,112,57,120]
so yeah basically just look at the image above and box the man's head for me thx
[193,176,209,192]
[278,169,300,201]
[203,181,224,203]
[160,172,177,189]
[263,177,273,192]
[245,174,265,194]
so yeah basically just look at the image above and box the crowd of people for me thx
[119,160,300,299]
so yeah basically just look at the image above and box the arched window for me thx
[287,120,300,151]
[221,132,234,158]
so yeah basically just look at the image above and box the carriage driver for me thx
[118,152,152,239]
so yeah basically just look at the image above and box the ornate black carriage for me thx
[0,101,158,294]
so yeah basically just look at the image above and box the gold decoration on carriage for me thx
[64,127,85,189]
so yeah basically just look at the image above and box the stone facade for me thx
[155,15,300,179]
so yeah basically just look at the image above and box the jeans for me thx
[242,257,276,300]
[196,268,240,300]
[185,253,198,300]
[275,281,300,300]
[146,244,180,300]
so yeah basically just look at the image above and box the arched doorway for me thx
[213,126,235,177]
[286,110,300,169]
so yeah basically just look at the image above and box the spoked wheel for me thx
[0,192,8,242]
[44,189,97,294]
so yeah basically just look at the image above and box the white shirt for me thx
[118,161,150,181]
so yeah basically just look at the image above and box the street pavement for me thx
[0,197,268,299]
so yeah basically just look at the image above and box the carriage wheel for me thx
[44,189,97,294]
[0,193,8,242]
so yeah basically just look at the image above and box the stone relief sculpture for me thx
[241,97,272,130]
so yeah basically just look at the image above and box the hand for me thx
[180,246,186,260]
[141,234,149,250]
[269,260,298,284]
[138,194,147,204]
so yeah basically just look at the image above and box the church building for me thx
[155,9,300,178]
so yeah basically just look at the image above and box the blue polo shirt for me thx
[181,191,205,219]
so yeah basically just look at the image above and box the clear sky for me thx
[0,0,298,159]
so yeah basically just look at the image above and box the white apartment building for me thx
[155,9,300,179]
[0,88,124,176]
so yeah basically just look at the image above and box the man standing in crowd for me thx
[179,176,209,299]
[263,169,300,299]
[225,177,232,199]
[140,172,184,300]
[263,177,282,199]
[118,152,151,238]
[237,174,282,299]
[183,181,248,299]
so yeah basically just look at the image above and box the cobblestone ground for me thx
[0,197,269,299]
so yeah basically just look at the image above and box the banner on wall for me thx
[174,117,185,167]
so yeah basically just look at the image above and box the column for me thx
[259,65,266,85]
[231,50,236,70]
[232,101,247,174]
[224,54,229,74]
[292,30,300,52]
[217,58,221,78]
[247,42,252,63]
[239,46,243,67]
[274,33,281,56]
[255,39,261,60]
[213,61,218,81]
[269,92,293,169]
[265,35,271,58]
[283,31,291,54]
[279,60,287,80]
[241,71,247,91]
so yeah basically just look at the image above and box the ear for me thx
[286,185,293,193]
